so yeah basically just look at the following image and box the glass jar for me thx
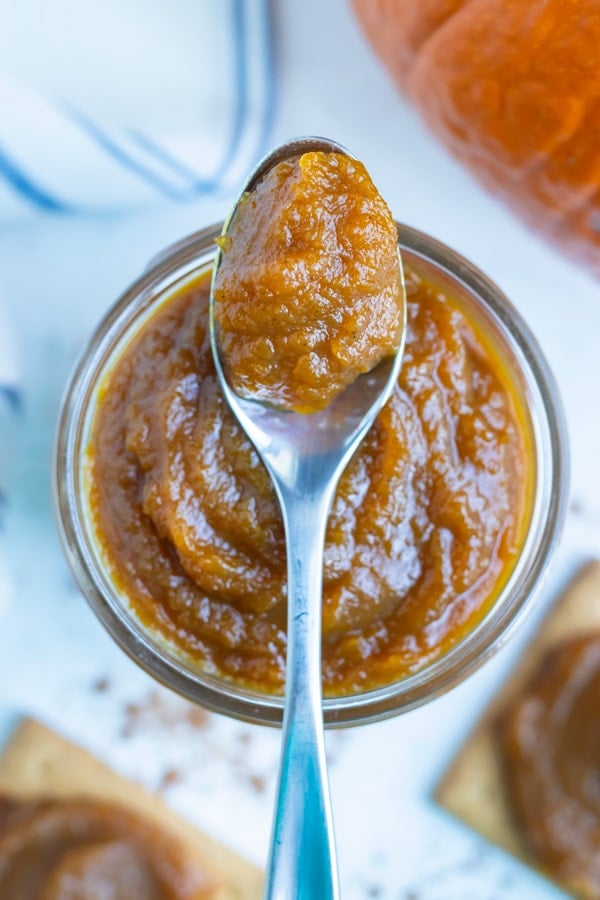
[54,222,568,727]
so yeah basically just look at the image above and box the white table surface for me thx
[1,2,599,897]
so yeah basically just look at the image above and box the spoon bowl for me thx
[210,136,406,900]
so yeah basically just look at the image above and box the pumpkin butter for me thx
[89,257,532,695]
[500,635,600,897]
[213,152,404,413]
[0,796,215,898]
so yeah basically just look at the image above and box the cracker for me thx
[436,559,600,888]
[0,718,262,900]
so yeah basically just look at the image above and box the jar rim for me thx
[54,222,569,727]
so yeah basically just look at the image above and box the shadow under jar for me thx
[54,222,568,727]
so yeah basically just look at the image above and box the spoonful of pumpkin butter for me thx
[210,137,406,900]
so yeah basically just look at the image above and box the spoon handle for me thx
[265,487,340,900]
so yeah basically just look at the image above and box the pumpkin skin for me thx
[352,0,600,276]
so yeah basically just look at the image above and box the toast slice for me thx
[0,717,263,900]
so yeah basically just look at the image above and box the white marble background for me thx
[1,1,599,897]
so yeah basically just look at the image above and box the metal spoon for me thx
[209,136,406,900]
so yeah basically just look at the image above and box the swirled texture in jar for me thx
[500,635,600,897]
[90,267,530,695]
[0,795,215,898]
[213,151,403,413]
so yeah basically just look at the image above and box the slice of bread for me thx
[0,717,263,900]
[436,560,600,895]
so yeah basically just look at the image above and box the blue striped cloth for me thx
[0,0,277,617]
[0,0,276,218]
[0,300,19,620]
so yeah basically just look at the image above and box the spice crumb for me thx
[248,774,267,794]
[158,768,182,792]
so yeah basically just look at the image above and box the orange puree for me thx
[0,795,215,898]
[213,151,403,413]
[89,266,531,696]
[500,636,600,896]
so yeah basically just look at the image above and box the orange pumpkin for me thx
[352,0,600,276]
